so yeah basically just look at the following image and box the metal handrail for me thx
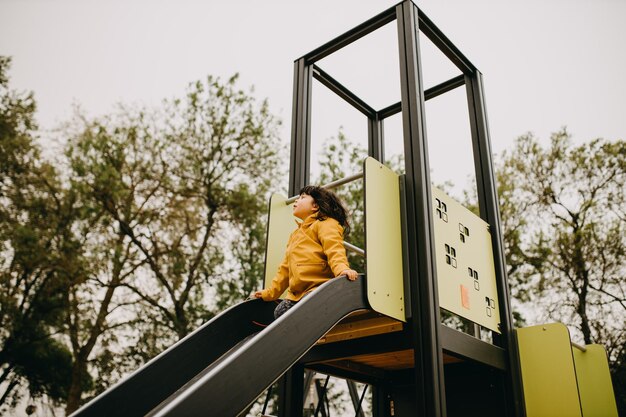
[344,241,365,257]
[285,172,364,204]
[571,342,587,352]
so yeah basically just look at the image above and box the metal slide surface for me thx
[153,276,368,417]
[70,297,276,417]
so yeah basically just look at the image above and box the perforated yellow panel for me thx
[431,187,501,333]
[573,344,619,417]
[263,194,296,296]
[364,157,406,322]
[516,323,582,417]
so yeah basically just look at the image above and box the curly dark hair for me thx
[299,185,350,236]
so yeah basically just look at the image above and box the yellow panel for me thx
[573,344,619,417]
[431,187,501,333]
[364,157,406,322]
[264,194,297,296]
[516,323,582,417]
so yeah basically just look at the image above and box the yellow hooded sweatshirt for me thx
[261,214,350,302]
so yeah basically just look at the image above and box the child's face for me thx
[293,193,318,220]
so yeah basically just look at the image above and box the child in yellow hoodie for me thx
[253,185,358,318]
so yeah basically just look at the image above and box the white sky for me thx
[1,0,625,193]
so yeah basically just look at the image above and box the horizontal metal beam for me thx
[286,172,364,203]
[440,324,507,371]
[309,361,387,383]
[306,364,384,386]
[376,74,465,120]
[313,65,376,118]
[424,74,465,101]
[416,8,476,74]
[377,101,402,120]
[302,5,397,64]
[571,342,587,352]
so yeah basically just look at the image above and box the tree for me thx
[58,181,142,414]
[0,56,74,412]
[3,69,285,414]
[64,74,283,410]
[496,129,625,412]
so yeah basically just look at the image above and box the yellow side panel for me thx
[364,157,406,322]
[573,344,619,417]
[516,323,582,417]
[432,187,501,333]
[264,193,297,296]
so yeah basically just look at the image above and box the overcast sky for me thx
[1,0,625,192]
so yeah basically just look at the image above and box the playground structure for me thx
[70,1,618,416]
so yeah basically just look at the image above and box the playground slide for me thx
[70,294,275,417]
[71,276,368,417]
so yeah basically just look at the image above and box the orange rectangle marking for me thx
[460,285,470,309]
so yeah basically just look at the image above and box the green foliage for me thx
[3,58,284,413]
[60,73,283,410]
[498,130,625,337]
[13,337,75,400]
[0,56,75,410]
[496,129,625,412]
[0,57,37,182]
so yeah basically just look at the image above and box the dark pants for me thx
[274,299,297,319]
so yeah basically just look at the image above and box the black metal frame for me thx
[286,1,523,416]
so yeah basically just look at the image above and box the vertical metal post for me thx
[277,364,305,417]
[371,384,388,417]
[396,2,446,416]
[281,58,312,417]
[465,71,525,416]
[289,58,313,196]
[368,115,385,162]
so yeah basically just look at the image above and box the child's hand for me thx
[340,269,358,281]
[252,291,263,299]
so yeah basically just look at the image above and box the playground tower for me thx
[280,1,523,416]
